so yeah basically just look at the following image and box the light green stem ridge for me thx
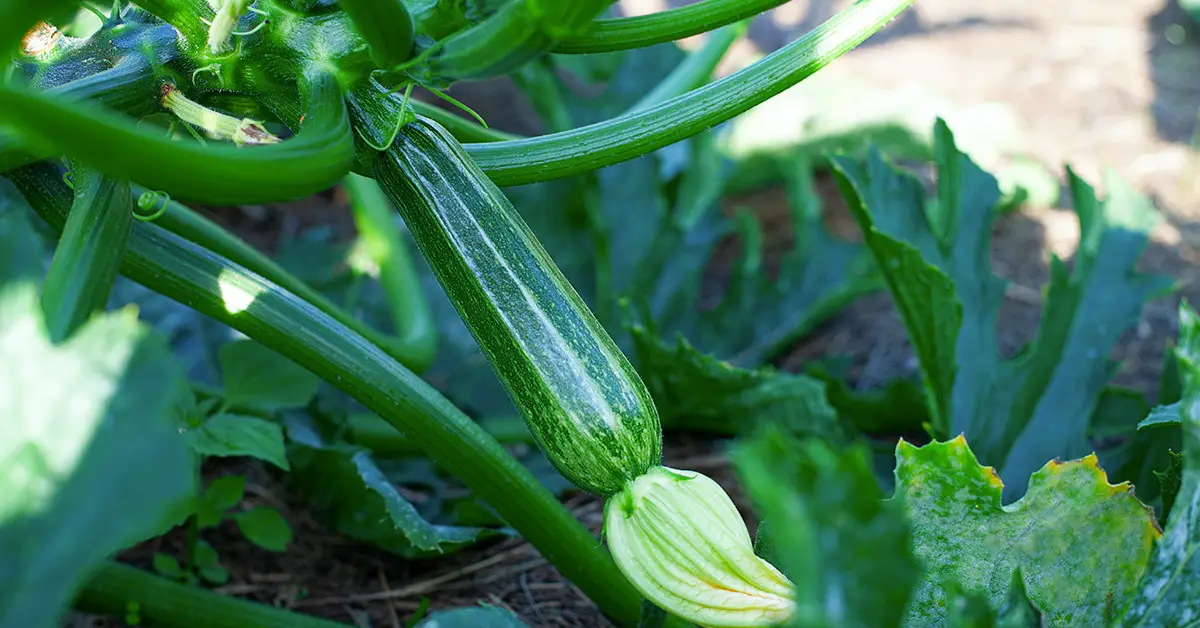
[552,0,788,54]
[343,172,438,367]
[138,183,437,372]
[39,165,132,343]
[464,0,914,186]
[75,561,349,628]
[11,162,658,628]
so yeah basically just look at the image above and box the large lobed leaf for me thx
[832,119,1173,496]
[1118,301,1200,626]
[734,425,920,628]
[0,212,195,626]
[894,435,1158,627]
[283,413,498,558]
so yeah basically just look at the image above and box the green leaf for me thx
[1118,301,1200,626]
[218,339,321,413]
[284,414,498,558]
[831,119,1173,496]
[189,413,291,471]
[944,569,1044,628]
[1154,450,1184,522]
[628,320,847,441]
[199,563,230,586]
[412,605,529,628]
[151,553,183,580]
[199,474,246,528]
[1139,402,1181,429]
[733,425,919,628]
[0,214,195,628]
[192,540,220,568]
[894,435,1158,627]
[805,360,930,434]
[234,507,293,553]
[1090,389,1181,519]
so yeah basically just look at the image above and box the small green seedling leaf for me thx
[284,414,497,557]
[234,507,293,553]
[1118,301,1200,626]
[0,213,195,628]
[894,435,1158,627]
[190,413,290,470]
[831,119,1173,496]
[151,553,184,580]
[198,474,246,528]
[1138,402,1181,429]
[218,339,320,413]
[733,425,919,628]
[192,540,220,568]
[412,605,530,628]
[199,563,230,586]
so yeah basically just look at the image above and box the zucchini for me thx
[373,116,662,497]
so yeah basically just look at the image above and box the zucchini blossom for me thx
[604,466,795,628]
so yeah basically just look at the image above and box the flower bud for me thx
[160,84,280,147]
[604,466,795,628]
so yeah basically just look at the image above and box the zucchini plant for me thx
[7,2,1195,628]
[0,1,910,626]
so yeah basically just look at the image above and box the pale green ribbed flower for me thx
[604,466,795,628]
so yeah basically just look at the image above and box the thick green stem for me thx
[12,163,659,628]
[464,0,914,186]
[338,0,415,69]
[0,56,160,174]
[420,0,549,83]
[354,22,741,155]
[132,0,211,51]
[552,0,788,54]
[136,183,436,371]
[0,68,354,205]
[39,165,132,343]
[343,173,438,367]
[345,413,531,457]
[76,561,349,628]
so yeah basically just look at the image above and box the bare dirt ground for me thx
[86,2,1200,627]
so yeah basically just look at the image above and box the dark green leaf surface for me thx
[1118,302,1200,627]
[832,120,1173,496]
[234,507,293,553]
[629,321,846,441]
[219,339,321,413]
[1090,389,1181,518]
[189,413,291,471]
[894,436,1158,627]
[413,605,530,628]
[1139,402,1182,429]
[284,414,498,558]
[734,425,919,628]
[0,214,194,627]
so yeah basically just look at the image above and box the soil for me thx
[77,1,1200,627]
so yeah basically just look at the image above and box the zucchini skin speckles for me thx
[373,116,662,497]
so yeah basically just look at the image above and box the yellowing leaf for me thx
[894,435,1159,627]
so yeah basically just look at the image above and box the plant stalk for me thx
[135,183,437,371]
[552,0,789,54]
[75,561,350,628]
[464,0,914,186]
[39,165,132,343]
